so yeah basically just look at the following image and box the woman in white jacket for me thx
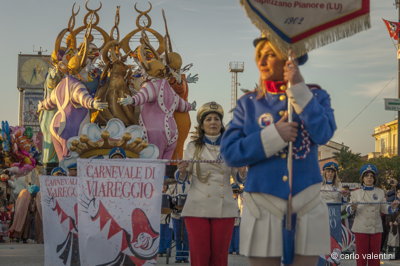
[348,164,399,266]
[176,102,245,266]
[320,162,342,203]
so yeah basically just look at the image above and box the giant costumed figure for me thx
[40,63,64,172]
[38,4,78,172]
[93,6,137,126]
[38,5,108,162]
[118,4,195,160]
[162,10,197,163]
[71,2,110,98]
[161,9,198,180]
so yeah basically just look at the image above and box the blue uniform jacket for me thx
[221,82,336,199]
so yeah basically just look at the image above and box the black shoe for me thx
[182,259,189,263]
[175,260,181,263]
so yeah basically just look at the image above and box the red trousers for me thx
[185,217,234,266]
[354,232,382,266]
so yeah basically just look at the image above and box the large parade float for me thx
[1,2,200,265]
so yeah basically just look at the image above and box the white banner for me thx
[241,0,370,56]
[77,158,165,266]
[40,175,80,266]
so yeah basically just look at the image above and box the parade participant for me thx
[319,161,345,265]
[229,184,242,255]
[321,162,342,203]
[50,167,67,176]
[220,36,336,266]
[176,102,246,266]
[387,178,399,203]
[67,163,77,177]
[387,189,400,260]
[108,147,127,159]
[341,185,351,204]
[347,164,399,266]
[0,205,11,242]
[9,184,43,244]
[158,184,173,257]
[170,181,190,263]
[383,178,399,252]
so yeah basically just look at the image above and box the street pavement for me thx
[2,243,400,266]
[0,243,248,266]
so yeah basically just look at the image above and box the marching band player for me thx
[320,162,342,203]
[348,164,399,266]
[221,36,336,266]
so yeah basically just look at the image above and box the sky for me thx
[0,0,398,156]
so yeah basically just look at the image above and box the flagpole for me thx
[286,56,294,231]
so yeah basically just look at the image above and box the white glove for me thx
[190,101,197,111]
[186,73,199,84]
[93,100,108,110]
[118,96,135,106]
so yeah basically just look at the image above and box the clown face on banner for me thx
[77,159,165,266]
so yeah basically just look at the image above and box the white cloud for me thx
[351,78,397,98]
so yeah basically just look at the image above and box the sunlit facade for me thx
[371,119,398,158]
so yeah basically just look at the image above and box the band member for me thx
[220,36,336,265]
[321,162,342,203]
[348,164,399,266]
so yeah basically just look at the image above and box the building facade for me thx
[371,119,398,158]
[318,140,348,170]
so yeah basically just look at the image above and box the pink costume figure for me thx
[40,76,96,161]
[132,79,192,159]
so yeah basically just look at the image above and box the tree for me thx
[333,147,362,183]
[333,146,400,188]
[368,156,400,188]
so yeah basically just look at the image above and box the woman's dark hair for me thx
[361,171,377,186]
[191,112,225,148]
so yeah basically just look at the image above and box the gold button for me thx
[280,153,287,159]
[282,175,288,182]
[279,95,286,101]
[280,85,287,91]
[279,110,285,116]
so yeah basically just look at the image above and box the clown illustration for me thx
[45,196,80,266]
[79,195,159,266]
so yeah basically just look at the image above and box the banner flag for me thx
[241,0,370,56]
[40,175,80,266]
[77,158,165,266]
[383,19,400,41]
[317,203,343,265]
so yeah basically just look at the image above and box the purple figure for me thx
[39,76,107,160]
[119,78,193,159]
